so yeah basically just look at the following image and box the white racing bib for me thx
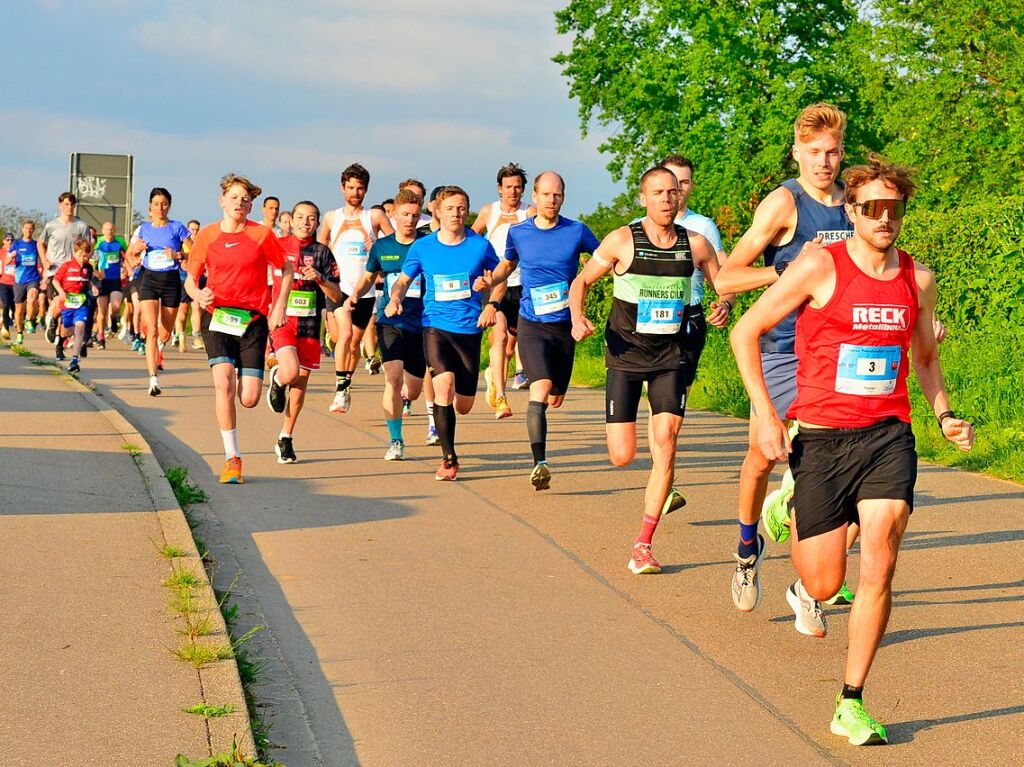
[433,272,471,302]
[386,272,422,299]
[530,281,569,315]
[636,297,685,334]
[835,344,901,395]
[146,248,175,270]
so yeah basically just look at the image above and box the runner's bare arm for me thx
[730,247,831,460]
[910,263,974,451]
[268,261,294,329]
[569,226,626,341]
[372,208,394,238]
[716,187,796,294]
[689,233,736,328]
[473,259,515,291]
[317,210,334,247]
[471,204,491,235]
[348,270,379,305]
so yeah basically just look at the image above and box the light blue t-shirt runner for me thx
[401,230,499,334]
[503,216,599,323]
[678,209,724,306]
[367,232,425,332]
[134,220,192,272]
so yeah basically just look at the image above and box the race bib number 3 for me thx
[636,298,684,334]
[64,292,86,309]
[530,281,569,315]
[835,344,901,395]
[209,307,253,337]
[433,272,471,302]
[286,289,316,317]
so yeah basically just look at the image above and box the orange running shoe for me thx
[219,456,243,484]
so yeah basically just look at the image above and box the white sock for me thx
[220,429,239,459]
[150,375,159,386]
[279,430,292,440]
[426,400,435,427]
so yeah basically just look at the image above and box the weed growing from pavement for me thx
[182,703,236,718]
[157,543,187,558]
[174,737,283,767]
[165,466,209,509]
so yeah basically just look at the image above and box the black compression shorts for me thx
[423,326,482,397]
[379,324,426,378]
[605,366,689,424]
[516,317,574,396]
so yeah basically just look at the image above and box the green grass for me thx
[182,703,236,719]
[157,543,187,559]
[165,466,209,509]
[174,743,283,767]
[172,640,234,668]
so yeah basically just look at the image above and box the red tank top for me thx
[787,240,918,427]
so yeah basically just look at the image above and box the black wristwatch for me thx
[487,300,500,309]
[774,260,789,276]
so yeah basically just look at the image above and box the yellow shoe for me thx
[484,367,497,409]
[219,456,243,484]
[494,395,513,420]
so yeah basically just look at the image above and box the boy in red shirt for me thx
[53,240,97,373]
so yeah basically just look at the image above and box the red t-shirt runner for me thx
[0,247,15,286]
[54,260,95,309]
[788,240,919,428]
[186,222,286,314]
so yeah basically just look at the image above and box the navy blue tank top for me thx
[761,179,853,354]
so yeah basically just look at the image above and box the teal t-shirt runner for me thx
[367,231,425,332]
[401,230,499,334]
[95,238,126,281]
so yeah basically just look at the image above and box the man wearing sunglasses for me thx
[716,103,854,623]
[730,155,974,746]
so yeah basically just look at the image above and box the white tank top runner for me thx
[329,208,376,295]
[487,201,529,288]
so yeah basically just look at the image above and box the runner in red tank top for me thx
[731,155,974,746]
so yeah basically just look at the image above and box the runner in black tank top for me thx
[569,166,723,576]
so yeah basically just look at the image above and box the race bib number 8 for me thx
[433,272,471,302]
[835,344,901,395]
[286,289,316,317]
[64,292,86,309]
[636,298,684,334]
[209,307,253,337]
[530,281,569,315]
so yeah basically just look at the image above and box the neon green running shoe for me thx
[830,694,888,745]
[762,468,795,542]
[825,581,856,606]
[662,487,686,516]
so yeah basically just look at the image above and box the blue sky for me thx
[1,0,624,228]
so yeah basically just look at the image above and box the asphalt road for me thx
[24,332,1023,766]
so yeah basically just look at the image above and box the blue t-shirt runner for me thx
[134,220,192,272]
[95,238,126,281]
[401,230,499,334]
[504,216,599,324]
[10,239,42,284]
[367,232,425,332]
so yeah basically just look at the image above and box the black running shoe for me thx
[45,316,59,344]
[265,369,287,413]
[55,345,66,361]
[67,357,80,373]
[275,436,297,464]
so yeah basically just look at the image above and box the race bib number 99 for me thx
[835,344,901,395]
[433,272,471,302]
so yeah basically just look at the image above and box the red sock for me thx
[636,514,660,546]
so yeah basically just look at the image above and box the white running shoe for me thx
[329,388,351,414]
[731,534,766,612]
[786,579,827,638]
[384,440,405,461]
[148,376,161,397]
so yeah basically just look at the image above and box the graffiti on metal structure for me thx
[76,176,108,201]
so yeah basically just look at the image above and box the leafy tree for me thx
[856,0,1024,208]
[554,1,874,225]
[0,205,47,238]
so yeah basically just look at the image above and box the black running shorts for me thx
[605,366,688,424]
[379,324,426,378]
[791,417,917,540]
[516,317,575,396]
[200,310,269,379]
[326,292,375,330]
[98,278,123,297]
[498,285,522,333]
[423,326,482,398]
[13,281,39,304]
[137,268,182,308]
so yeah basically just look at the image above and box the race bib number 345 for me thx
[835,344,901,396]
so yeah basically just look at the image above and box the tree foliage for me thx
[554,0,874,224]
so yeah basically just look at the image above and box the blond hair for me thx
[219,173,262,200]
[435,185,469,208]
[794,103,846,143]
[394,188,424,208]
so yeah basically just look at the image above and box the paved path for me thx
[18,333,1024,766]
[0,349,215,765]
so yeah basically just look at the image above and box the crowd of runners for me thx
[0,102,976,748]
